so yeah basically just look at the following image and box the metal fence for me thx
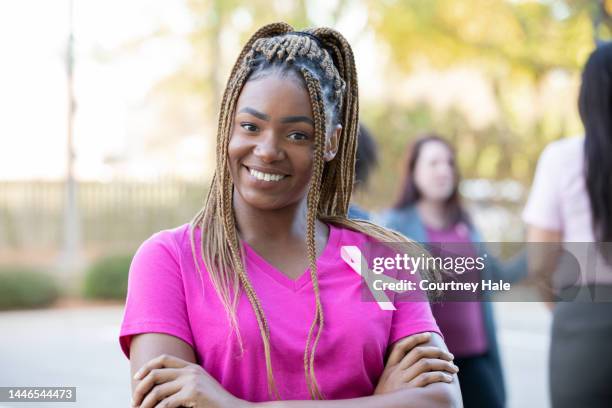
[0,177,526,268]
[0,178,209,256]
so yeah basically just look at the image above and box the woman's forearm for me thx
[247,383,462,408]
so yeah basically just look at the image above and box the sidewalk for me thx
[495,301,551,408]
[0,304,130,408]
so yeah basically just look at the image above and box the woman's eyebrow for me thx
[237,107,314,126]
[280,115,314,126]
[237,107,270,121]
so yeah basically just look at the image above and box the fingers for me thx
[132,368,182,407]
[153,390,192,408]
[386,332,432,366]
[399,346,454,370]
[134,354,191,381]
[402,358,459,384]
[407,371,454,388]
[137,381,182,408]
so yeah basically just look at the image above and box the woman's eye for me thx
[288,132,309,141]
[241,123,258,132]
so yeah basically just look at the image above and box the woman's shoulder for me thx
[323,221,383,256]
[140,223,190,245]
[540,135,584,166]
[134,223,192,263]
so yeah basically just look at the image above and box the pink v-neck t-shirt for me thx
[119,222,441,401]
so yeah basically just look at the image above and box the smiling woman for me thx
[229,75,323,209]
[119,22,462,408]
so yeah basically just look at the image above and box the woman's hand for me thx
[131,354,246,408]
[374,332,459,395]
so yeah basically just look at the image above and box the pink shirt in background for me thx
[522,136,612,285]
[425,224,488,358]
[119,223,441,402]
[523,136,591,239]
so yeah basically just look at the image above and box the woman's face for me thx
[228,73,336,211]
[413,140,456,203]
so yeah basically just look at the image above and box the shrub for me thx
[0,267,59,310]
[83,254,133,300]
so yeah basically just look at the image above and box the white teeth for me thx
[249,168,285,182]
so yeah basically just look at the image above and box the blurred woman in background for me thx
[348,123,379,221]
[381,134,526,408]
[523,43,612,408]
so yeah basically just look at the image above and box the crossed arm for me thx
[129,332,462,408]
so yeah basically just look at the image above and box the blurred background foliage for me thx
[140,0,607,209]
[0,267,59,310]
[3,0,612,303]
[83,254,133,300]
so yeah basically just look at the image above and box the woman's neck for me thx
[416,199,452,230]
[232,190,323,245]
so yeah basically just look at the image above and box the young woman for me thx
[119,23,462,407]
[380,134,525,408]
[523,43,612,408]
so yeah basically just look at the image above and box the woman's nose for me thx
[254,132,284,162]
[435,163,453,177]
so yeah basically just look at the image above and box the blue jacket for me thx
[377,205,527,405]
[347,204,372,221]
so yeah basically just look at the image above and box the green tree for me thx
[361,0,594,199]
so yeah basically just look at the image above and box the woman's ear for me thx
[323,124,342,162]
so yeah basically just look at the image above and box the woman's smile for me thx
[242,164,290,188]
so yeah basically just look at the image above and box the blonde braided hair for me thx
[189,22,439,400]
